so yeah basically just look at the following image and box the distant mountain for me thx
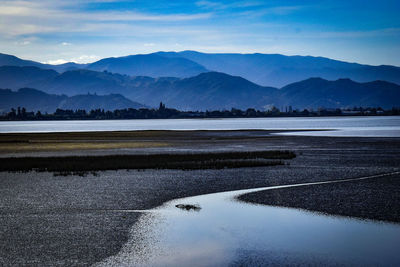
[0,65,175,96]
[58,93,145,111]
[42,69,131,95]
[131,73,400,110]
[129,72,279,110]
[53,62,88,72]
[0,88,66,113]
[156,51,400,87]
[0,53,45,68]
[280,78,400,109]
[0,88,145,113]
[0,66,58,89]
[2,51,400,88]
[0,53,86,73]
[0,66,278,110]
[86,54,208,78]
[0,66,140,95]
[1,66,399,110]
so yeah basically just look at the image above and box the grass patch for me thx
[0,150,295,174]
[0,141,168,152]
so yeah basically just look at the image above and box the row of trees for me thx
[1,103,399,121]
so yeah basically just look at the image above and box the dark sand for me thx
[0,131,399,266]
[239,174,400,223]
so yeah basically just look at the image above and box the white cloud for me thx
[196,1,263,10]
[70,55,99,63]
[43,59,68,64]
[41,55,99,65]
[0,23,56,36]
[61,42,72,46]
[0,0,212,38]
[15,40,31,45]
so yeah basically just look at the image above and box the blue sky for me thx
[0,0,399,66]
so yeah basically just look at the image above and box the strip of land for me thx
[0,129,320,155]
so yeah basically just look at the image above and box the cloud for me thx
[237,5,304,18]
[0,0,212,37]
[70,55,99,63]
[15,40,31,45]
[44,59,69,64]
[61,42,72,46]
[42,54,99,65]
[0,1,211,21]
[196,1,263,10]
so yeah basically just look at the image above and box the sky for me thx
[0,0,399,66]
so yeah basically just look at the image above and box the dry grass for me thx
[0,141,168,152]
[0,130,191,142]
[0,150,296,173]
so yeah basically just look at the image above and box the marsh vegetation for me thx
[0,150,296,174]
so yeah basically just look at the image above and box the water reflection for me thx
[97,175,400,266]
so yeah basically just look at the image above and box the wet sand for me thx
[239,173,400,223]
[0,131,399,265]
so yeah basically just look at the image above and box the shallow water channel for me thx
[98,173,400,266]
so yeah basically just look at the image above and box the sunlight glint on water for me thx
[0,116,399,137]
[97,181,400,266]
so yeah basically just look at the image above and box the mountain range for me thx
[0,51,399,111]
[156,51,400,87]
[0,88,145,113]
[1,51,400,87]
[1,66,399,111]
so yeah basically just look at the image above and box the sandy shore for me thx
[0,130,399,265]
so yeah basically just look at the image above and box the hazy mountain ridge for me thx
[0,53,86,73]
[1,66,399,111]
[0,66,281,110]
[86,54,208,78]
[157,51,400,87]
[0,88,66,113]
[124,72,279,110]
[0,66,58,89]
[280,78,400,109]
[0,88,145,113]
[1,51,400,88]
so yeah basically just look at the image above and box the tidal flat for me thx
[0,130,399,265]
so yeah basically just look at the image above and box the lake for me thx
[0,116,399,137]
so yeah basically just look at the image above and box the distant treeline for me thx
[1,103,399,121]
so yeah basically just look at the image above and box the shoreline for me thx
[1,114,398,122]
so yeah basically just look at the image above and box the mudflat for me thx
[0,130,399,266]
[239,173,400,223]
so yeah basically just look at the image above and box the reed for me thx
[0,150,295,173]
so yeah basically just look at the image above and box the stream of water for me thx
[97,172,400,266]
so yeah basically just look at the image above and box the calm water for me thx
[98,173,400,266]
[0,116,399,137]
